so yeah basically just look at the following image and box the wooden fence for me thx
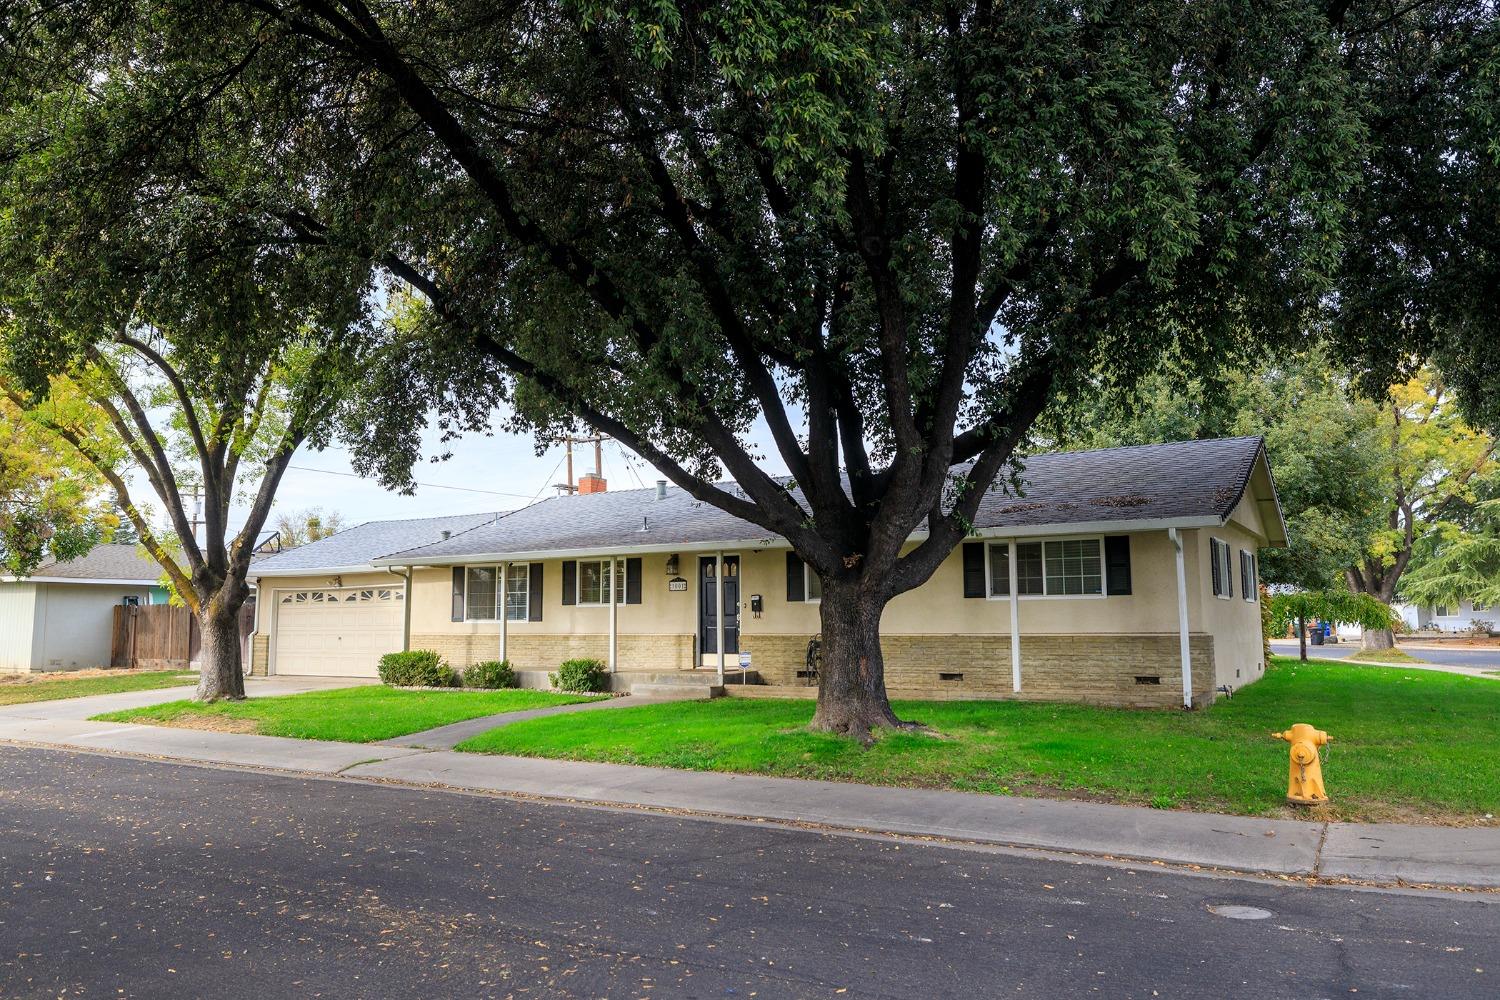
[110,602,256,670]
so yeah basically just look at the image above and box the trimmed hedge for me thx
[463,659,518,690]
[550,657,609,693]
[378,650,460,688]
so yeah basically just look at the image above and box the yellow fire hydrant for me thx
[1272,724,1331,805]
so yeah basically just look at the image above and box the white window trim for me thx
[461,563,532,622]
[983,536,1109,600]
[802,562,822,603]
[502,562,531,622]
[575,558,626,607]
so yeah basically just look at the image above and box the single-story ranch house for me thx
[249,436,1285,708]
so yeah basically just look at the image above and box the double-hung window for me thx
[1210,538,1233,599]
[465,564,530,621]
[1239,550,1258,602]
[577,558,626,605]
[987,539,1100,597]
[465,566,498,620]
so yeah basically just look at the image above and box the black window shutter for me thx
[785,551,805,602]
[1104,535,1132,595]
[1210,540,1223,596]
[625,558,642,605]
[962,542,985,598]
[1223,541,1233,598]
[528,563,543,621]
[561,560,577,605]
[451,567,465,621]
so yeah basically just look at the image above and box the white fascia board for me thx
[370,516,1224,568]
[968,515,1222,539]
[5,576,160,586]
[250,563,389,578]
[372,536,786,567]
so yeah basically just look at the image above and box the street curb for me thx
[4,734,1497,897]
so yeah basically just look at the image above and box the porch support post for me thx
[1168,527,1193,709]
[1008,539,1021,693]
[608,557,618,673]
[715,550,725,685]
[498,562,508,663]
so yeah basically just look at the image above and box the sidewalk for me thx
[2,683,1497,890]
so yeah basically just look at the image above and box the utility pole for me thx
[185,483,203,545]
[553,432,608,494]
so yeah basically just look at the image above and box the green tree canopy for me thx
[3,1,1496,728]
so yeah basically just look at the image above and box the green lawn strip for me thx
[456,656,1500,823]
[1343,647,1428,664]
[94,686,605,743]
[0,671,197,706]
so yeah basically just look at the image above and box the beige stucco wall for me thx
[1193,513,1269,691]
[254,520,1272,704]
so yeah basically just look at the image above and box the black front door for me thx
[699,555,740,656]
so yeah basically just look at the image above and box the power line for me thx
[286,464,538,501]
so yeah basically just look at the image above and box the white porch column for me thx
[1008,540,1021,693]
[608,557,619,673]
[715,550,725,684]
[1168,528,1193,709]
[498,562,509,663]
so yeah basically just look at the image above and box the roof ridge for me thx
[1024,435,1264,462]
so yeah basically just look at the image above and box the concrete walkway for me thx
[380,695,657,750]
[1,684,1497,890]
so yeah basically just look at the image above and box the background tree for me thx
[1267,590,1398,663]
[1399,470,1500,617]
[0,47,374,699]
[5,1,1496,731]
[1345,374,1497,649]
[0,388,112,575]
[273,507,346,549]
[1041,346,1388,591]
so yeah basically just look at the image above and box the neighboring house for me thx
[0,545,168,673]
[1397,602,1500,634]
[250,437,1285,709]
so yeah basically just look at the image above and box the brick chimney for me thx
[578,471,607,494]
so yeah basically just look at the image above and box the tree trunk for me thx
[810,578,904,735]
[1361,627,1395,652]
[195,595,246,702]
[1297,615,1308,663]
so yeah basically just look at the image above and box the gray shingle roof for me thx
[251,511,504,575]
[373,436,1275,565]
[29,544,163,583]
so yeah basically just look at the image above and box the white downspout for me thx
[715,550,725,685]
[385,566,412,652]
[608,557,618,673]
[1168,528,1193,709]
[1008,539,1021,693]
[499,561,509,664]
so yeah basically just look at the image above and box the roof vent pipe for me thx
[640,515,650,532]
[441,530,451,540]
[655,480,668,500]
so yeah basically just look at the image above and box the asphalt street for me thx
[1,745,1496,999]
[1270,639,1500,668]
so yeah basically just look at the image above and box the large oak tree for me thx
[4,1,1496,729]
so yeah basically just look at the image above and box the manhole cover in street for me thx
[1206,904,1273,921]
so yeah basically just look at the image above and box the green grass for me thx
[457,656,1500,823]
[1344,647,1428,664]
[0,670,197,706]
[94,686,605,743]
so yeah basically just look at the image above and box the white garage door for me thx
[273,587,404,677]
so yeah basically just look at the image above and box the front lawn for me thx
[1344,647,1428,664]
[0,669,197,706]
[457,657,1500,824]
[94,686,604,743]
